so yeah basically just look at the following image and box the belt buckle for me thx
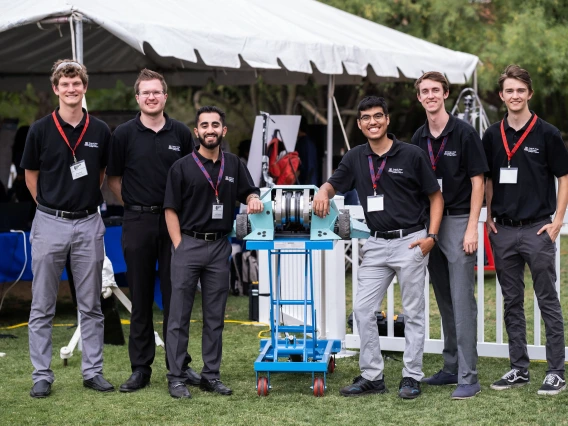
[150,206,161,214]
[204,233,216,241]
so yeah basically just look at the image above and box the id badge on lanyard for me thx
[499,114,538,186]
[212,203,224,219]
[52,111,90,180]
[70,160,88,180]
[192,150,225,219]
[367,194,384,212]
[437,178,443,192]
[499,167,518,184]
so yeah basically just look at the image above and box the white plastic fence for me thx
[259,206,568,361]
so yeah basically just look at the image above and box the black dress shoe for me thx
[119,371,150,393]
[199,378,232,395]
[169,381,191,399]
[184,367,202,386]
[83,375,115,392]
[30,380,51,398]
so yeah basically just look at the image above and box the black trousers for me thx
[122,210,191,376]
[166,235,231,382]
[489,218,565,375]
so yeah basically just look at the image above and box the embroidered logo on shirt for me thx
[84,142,98,148]
[225,176,235,183]
[524,147,539,154]
[388,168,403,174]
[444,151,457,157]
[168,145,181,152]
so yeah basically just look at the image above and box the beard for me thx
[198,134,223,150]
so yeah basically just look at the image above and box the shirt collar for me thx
[54,107,88,128]
[502,111,537,134]
[135,112,172,132]
[420,111,456,139]
[362,134,402,157]
[194,145,222,164]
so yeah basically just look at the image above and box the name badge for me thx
[212,203,224,219]
[499,167,518,184]
[437,178,443,193]
[367,195,384,212]
[70,160,88,180]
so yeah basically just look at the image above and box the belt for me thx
[38,204,97,220]
[444,208,470,216]
[371,224,425,240]
[124,205,163,214]
[495,215,550,227]
[182,230,227,241]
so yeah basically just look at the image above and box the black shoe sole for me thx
[83,383,115,392]
[119,383,150,393]
[340,388,388,397]
[30,391,50,398]
[199,386,232,395]
[185,379,201,387]
[170,392,192,399]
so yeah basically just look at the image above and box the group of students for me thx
[314,64,567,400]
[23,60,261,399]
[22,59,567,401]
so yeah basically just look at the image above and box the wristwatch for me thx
[427,233,438,243]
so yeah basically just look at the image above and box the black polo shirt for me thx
[20,108,110,211]
[411,113,488,211]
[106,112,192,206]
[328,135,439,232]
[483,112,568,221]
[164,147,260,234]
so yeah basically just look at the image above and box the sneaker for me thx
[398,377,421,399]
[537,374,566,396]
[339,375,388,397]
[490,369,530,390]
[451,383,481,400]
[422,369,458,386]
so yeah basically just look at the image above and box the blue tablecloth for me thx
[0,226,126,283]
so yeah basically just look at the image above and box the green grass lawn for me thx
[1,240,568,425]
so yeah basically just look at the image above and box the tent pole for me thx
[473,66,478,94]
[75,17,83,64]
[326,75,335,180]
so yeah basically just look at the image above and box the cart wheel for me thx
[313,377,325,397]
[327,357,335,374]
[337,210,351,240]
[257,377,269,397]
[236,213,250,240]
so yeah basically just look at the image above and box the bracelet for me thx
[247,194,260,202]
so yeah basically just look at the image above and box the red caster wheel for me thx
[257,377,269,396]
[327,357,335,374]
[313,377,325,397]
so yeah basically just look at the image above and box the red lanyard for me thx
[52,111,90,163]
[191,150,225,203]
[368,155,387,196]
[500,114,538,167]
[427,136,448,171]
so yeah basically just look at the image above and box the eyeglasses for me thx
[138,91,165,98]
[359,113,386,123]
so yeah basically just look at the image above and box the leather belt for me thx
[37,204,97,220]
[124,205,163,214]
[444,208,470,216]
[182,230,227,241]
[371,224,425,240]
[495,215,550,227]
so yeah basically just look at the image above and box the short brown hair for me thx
[50,59,88,87]
[498,64,533,93]
[414,71,449,94]
[134,69,167,94]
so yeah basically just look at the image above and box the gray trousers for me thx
[428,214,478,384]
[29,209,106,384]
[489,218,565,374]
[355,229,428,382]
[166,235,231,383]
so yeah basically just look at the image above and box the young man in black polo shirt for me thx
[412,72,488,399]
[106,69,198,392]
[21,59,114,397]
[313,96,443,399]
[163,106,263,399]
[484,65,568,395]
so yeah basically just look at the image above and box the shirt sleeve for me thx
[464,130,489,177]
[410,129,420,146]
[106,125,126,176]
[547,129,568,178]
[327,150,355,193]
[99,123,111,169]
[179,123,193,157]
[482,130,493,178]
[416,149,440,195]
[163,164,183,212]
[236,157,260,204]
[20,123,42,170]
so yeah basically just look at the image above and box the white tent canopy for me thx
[0,0,479,90]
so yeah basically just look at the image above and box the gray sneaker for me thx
[422,369,458,386]
[451,383,481,400]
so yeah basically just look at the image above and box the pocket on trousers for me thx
[413,245,426,262]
